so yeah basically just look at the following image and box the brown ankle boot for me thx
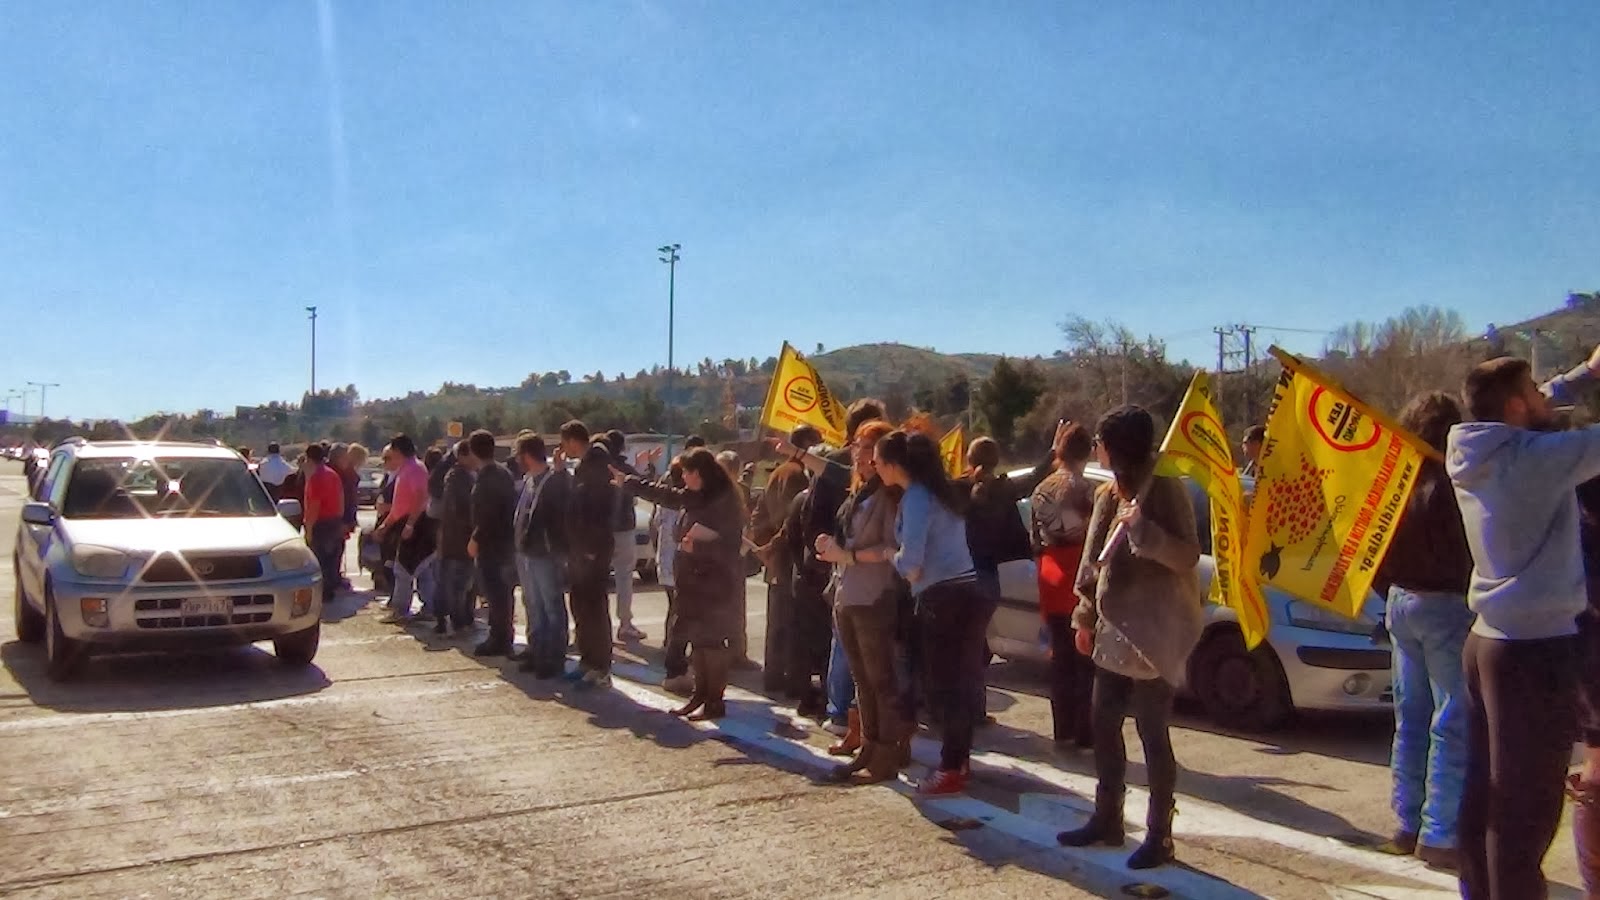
[828,741,876,782]
[671,652,708,717]
[829,708,862,756]
[688,648,730,721]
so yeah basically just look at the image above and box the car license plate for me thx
[180,596,233,618]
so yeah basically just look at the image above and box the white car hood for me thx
[63,516,299,555]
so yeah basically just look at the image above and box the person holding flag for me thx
[1058,405,1203,871]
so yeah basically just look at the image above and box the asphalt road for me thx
[0,461,1582,898]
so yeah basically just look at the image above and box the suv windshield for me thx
[62,456,277,519]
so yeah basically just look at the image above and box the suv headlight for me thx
[269,539,317,572]
[1284,599,1376,636]
[70,545,133,580]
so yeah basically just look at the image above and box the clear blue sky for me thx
[3,2,1598,421]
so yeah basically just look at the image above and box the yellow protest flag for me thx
[758,342,848,446]
[939,424,966,479]
[1243,347,1435,620]
[1155,371,1270,649]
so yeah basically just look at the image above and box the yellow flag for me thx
[1155,372,1270,649]
[759,342,848,446]
[939,424,966,479]
[1244,348,1432,619]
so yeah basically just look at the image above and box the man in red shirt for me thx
[301,442,346,605]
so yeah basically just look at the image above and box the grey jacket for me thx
[1073,474,1203,686]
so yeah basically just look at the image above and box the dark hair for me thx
[390,434,417,457]
[468,429,496,461]
[684,434,707,449]
[304,443,327,463]
[1243,425,1266,444]
[789,424,822,450]
[605,430,626,455]
[1399,390,1463,454]
[681,447,743,514]
[1059,423,1093,466]
[267,442,281,455]
[846,399,886,443]
[876,430,963,511]
[576,442,612,487]
[516,433,547,464]
[667,455,686,488]
[423,447,443,470]
[1096,405,1156,499]
[560,420,590,444]
[453,440,470,459]
[1464,357,1533,423]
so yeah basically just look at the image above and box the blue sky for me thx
[3,2,1598,421]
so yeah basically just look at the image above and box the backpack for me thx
[1031,470,1089,549]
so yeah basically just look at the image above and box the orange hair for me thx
[853,419,895,488]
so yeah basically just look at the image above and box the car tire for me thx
[13,557,45,644]
[1189,627,1292,733]
[273,622,321,666]
[44,590,88,682]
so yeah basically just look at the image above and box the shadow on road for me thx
[0,640,331,713]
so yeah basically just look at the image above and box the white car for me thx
[13,439,323,681]
[988,464,1393,732]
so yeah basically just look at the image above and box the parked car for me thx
[355,466,384,507]
[987,464,1392,732]
[12,440,324,681]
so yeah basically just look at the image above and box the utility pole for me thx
[3,390,20,419]
[1237,325,1257,424]
[27,381,60,420]
[658,244,680,460]
[305,306,319,396]
[1214,327,1231,376]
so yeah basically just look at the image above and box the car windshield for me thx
[62,456,277,519]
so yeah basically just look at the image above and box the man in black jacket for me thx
[434,442,476,635]
[464,430,518,657]
[604,430,647,643]
[513,432,571,677]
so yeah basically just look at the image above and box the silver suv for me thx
[13,440,324,680]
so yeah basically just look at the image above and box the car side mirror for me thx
[276,499,303,520]
[21,502,54,526]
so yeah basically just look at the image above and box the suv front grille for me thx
[141,554,263,583]
[133,594,275,629]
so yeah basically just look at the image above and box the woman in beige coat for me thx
[1057,405,1203,870]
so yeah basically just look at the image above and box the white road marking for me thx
[607,661,1588,899]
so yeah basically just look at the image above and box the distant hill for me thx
[807,343,1013,397]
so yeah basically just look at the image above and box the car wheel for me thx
[273,622,321,666]
[1190,627,1292,733]
[13,556,45,644]
[44,590,88,682]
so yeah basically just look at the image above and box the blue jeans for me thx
[415,554,439,617]
[435,558,475,628]
[1386,585,1473,849]
[309,521,344,604]
[827,622,855,724]
[517,553,568,673]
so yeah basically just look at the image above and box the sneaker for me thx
[823,720,851,737]
[917,769,969,797]
[617,624,647,642]
[576,670,613,690]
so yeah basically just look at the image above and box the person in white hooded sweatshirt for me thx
[1447,346,1600,900]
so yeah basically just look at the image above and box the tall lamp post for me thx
[658,243,680,460]
[305,306,319,396]
[28,381,60,420]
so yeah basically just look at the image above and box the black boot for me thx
[1127,802,1175,870]
[1057,785,1126,848]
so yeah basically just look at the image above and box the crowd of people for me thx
[240,342,1600,892]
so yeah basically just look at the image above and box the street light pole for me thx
[305,306,319,396]
[27,382,60,420]
[658,243,680,461]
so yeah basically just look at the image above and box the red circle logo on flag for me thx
[1307,387,1382,453]
[784,376,820,414]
